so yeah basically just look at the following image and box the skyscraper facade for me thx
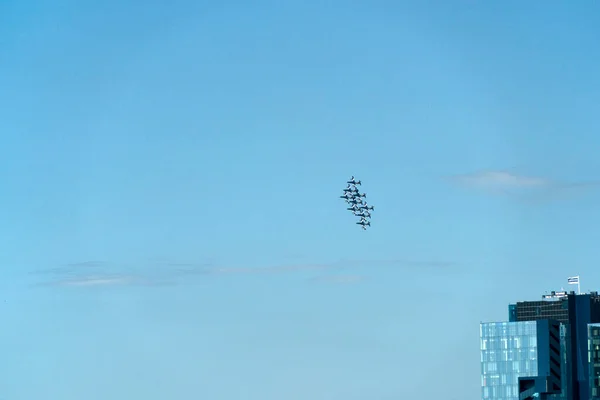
[480,291,600,400]
[588,323,600,398]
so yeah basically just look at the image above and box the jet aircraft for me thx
[356,220,371,229]
[344,195,360,202]
[341,176,373,230]
[348,198,365,205]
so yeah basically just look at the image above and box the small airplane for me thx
[347,176,362,186]
[360,205,374,211]
[348,198,365,205]
[339,193,355,200]
[355,210,371,218]
[356,220,371,229]
[355,193,367,198]
[347,205,361,212]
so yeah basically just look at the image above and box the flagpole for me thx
[568,276,581,294]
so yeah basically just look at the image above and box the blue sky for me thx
[1,1,600,399]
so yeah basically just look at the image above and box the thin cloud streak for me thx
[449,170,550,189]
[448,170,600,201]
[309,275,367,284]
[33,258,459,288]
[207,263,337,275]
[30,260,105,276]
[58,275,135,287]
[65,261,105,268]
[39,274,175,288]
[203,259,457,276]
[341,259,456,268]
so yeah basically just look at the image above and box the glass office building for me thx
[589,323,600,399]
[548,323,569,400]
[480,290,600,400]
[480,321,540,399]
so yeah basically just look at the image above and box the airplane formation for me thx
[340,176,374,230]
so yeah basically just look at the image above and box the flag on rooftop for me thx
[568,276,579,284]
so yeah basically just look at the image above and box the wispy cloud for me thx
[449,170,550,190]
[339,259,456,269]
[32,261,176,288]
[32,257,457,288]
[31,260,104,275]
[38,274,177,288]
[448,170,600,201]
[309,274,367,284]
[202,259,456,276]
[65,261,105,268]
[206,263,339,275]
[51,275,137,287]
